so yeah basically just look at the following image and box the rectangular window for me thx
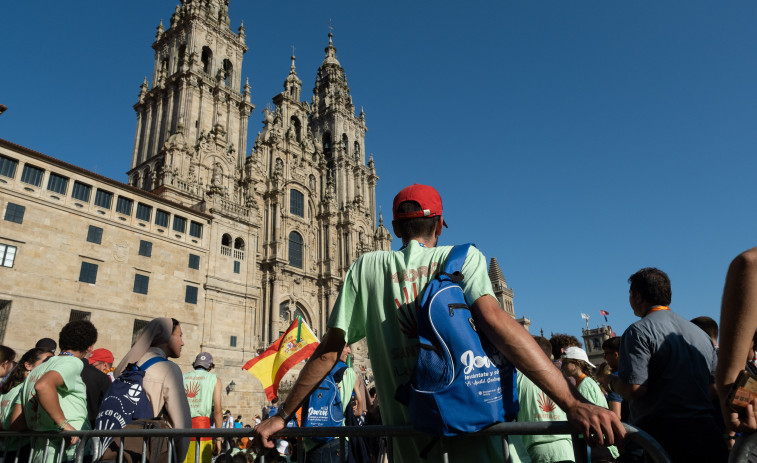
[136,203,152,222]
[116,196,133,216]
[0,244,17,268]
[71,181,92,202]
[230,336,237,347]
[155,209,169,227]
[133,274,149,294]
[132,319,149,345]
[4,203,25,224]
[173,216,186,233]
[0,301,10,343]
[188,254,200,270]
[0,155,18,179]
[185,285,198,304]
[290,189,305,217]
[233,261,240,274]
[69,310,91,322]
[20,164,43,187]
[94,189,113,209]
[138,240,152,257]
[46,173,69,195]
[86,225,103,244]
[189,221,203,238]
[78,262,98,284]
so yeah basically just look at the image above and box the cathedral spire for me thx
[323,32,341,66]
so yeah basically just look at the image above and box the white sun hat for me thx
[562,346,596,369]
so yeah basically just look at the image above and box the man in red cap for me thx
[88,348,115,380]
[254,184,624,462]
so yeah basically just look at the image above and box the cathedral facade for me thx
[0,0,389,416]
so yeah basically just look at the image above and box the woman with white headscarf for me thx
[115,317,191,460]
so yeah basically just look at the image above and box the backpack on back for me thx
[95,356,168,453]
[405,244,519,436]
[301,361,349,444]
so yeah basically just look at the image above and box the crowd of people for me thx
[5,182,757,463]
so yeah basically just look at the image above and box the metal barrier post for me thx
[500,435,510,463]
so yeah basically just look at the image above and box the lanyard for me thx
[646,306,670,315]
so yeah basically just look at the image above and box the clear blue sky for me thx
[2,1,756,342]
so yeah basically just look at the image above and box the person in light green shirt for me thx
[14,320,98,463]
[254,184,625,463]
[517,337,575,463]
[561,347,619,460]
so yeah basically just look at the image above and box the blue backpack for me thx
[406,244,518,436]
[95,357,167,450]
[302,361,349,444]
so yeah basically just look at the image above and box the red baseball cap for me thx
[89,348,114,365]
[392,184,447,227]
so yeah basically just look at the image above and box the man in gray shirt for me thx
[602,267,726,462]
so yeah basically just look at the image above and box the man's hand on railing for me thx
[253,416,284,449]
[61,421,79,446]
[566,401,625,447]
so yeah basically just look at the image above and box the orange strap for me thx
[646,306,670,315]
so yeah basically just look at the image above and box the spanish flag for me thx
[243,316,319,400]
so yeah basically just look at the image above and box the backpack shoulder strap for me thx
[139,356,168,371]
[442,244,473,276]
[332,361,349,383]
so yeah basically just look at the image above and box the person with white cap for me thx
[254,183,624,463]
[183,352,223,463]
[561,346,619,460]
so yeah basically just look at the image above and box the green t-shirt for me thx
[576,377,619,459]
[21,355,89,463]
[516,372,574,463]
[183,369,217,420]
[0,383,22,431]
[0,383,24,451]
[327,241,500,463]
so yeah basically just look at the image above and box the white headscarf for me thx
[114,317,174,377]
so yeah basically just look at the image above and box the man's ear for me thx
[435,216,444,236]
[392,220,402,239]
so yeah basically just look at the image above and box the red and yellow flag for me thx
[242,317,319,400]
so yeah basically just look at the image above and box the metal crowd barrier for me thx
[0,422,671,463]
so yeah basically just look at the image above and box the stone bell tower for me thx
[127,0,254,207]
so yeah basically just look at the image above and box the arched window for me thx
[288,231,303,268]
[222,59,233,87]
[322,132,331,155]
[142,167,152,190]
[342,134,349,152]
[290,117,301,142]
[178,45,186,71]
[290,189,304,218]
[279,302,290,322]
[221,233,232,247]
[234,237,245,250]
[132,173,140,187]
[201,47,213,74]
[293,306,310,326]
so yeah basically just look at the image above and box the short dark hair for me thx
[59,320,98,352]
[690,316,718,341]
[602,336,622,352]
[532,336,553,359]
[549,334,582,360]
[393,201,439,241]
[0,345,16,365]
[628,267,671,306]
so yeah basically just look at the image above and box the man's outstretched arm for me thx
[472,294,625,446]
[253,328,346,448]
[717,247,757,433]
